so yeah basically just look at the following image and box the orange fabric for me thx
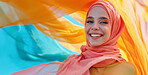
[0,0,148,75]
[57,1,126,75]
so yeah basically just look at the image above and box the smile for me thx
[89,33,103,39]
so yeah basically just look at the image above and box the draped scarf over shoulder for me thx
[57,1,126,75]
[11,1,126,75]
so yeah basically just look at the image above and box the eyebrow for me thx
[87,16,109,20]
[87,16,94,19]
[99,17,109,20]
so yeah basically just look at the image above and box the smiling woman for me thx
[84,2,137,75]
[11,1,138,75]
[0,0,147,75]
[85,6,111,47]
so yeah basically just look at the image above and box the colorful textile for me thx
[0,25,79,75]
[57,1,126,75]
[0,0,148,75]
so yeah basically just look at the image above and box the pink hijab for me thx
[57,1,126,75]
[12,1,126,75]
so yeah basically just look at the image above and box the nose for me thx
[91,23,99,30]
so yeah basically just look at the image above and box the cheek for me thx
[85,26,90,39]
[85,25,90,33]
[100,25,110,34]
[104,26,111,37]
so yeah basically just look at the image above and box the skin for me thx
[89,61,137,75]
[85,6,111,47]
[60,6,137,75]
[86,6,137,75]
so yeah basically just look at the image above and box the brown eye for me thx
[87,21,94,23]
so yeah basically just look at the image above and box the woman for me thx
[85,1,137,75]
[57,1,137,75]
[12,1,137,75]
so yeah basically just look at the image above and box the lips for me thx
[89,33,103,39]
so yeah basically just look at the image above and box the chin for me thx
[89,42,102,47]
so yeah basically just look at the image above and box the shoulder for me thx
[118,62,136,69]
[116,62,137,75]
[105,61,137,75]
[90,61,137,75]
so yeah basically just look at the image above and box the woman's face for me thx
[85,6,111,47]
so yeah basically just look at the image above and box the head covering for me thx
[11,1,126,75]
[57,1,126,75]
[86,1,125,47]
[4,0,147,75]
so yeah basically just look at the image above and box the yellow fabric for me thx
[0,0,148,75]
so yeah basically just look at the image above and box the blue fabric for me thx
[64,15,84,27]
[0,25,79,75]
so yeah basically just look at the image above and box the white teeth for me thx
[90,34,101,37]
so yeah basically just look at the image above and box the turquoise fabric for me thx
[0,25,79,75]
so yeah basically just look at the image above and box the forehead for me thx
[87,6,109,19]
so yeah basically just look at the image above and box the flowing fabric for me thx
[12,1,125,75]
[0,25,80,75]
[0,0,148,75]
[57,1,126,75]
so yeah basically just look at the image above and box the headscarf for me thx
[1,0,146,75]
[56,1,126,75]
[11,1,126,75]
